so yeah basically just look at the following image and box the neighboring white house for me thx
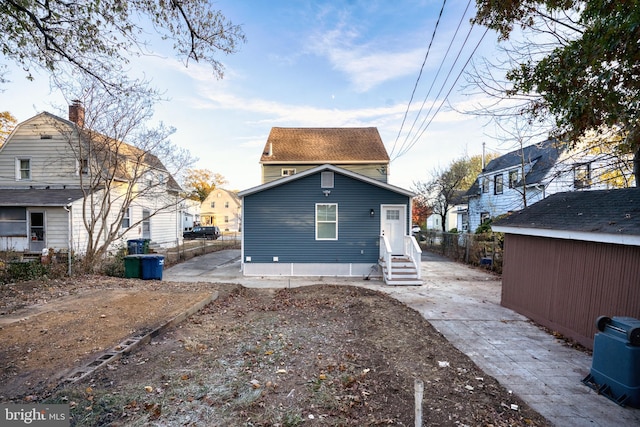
[181,198,201,232]
[0,103,184,255]
[200,188,241,232]
[465,138,634,232]
[426,205,464,231]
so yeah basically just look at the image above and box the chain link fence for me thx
[417,231,503,274]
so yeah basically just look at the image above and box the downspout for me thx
[240,198,244,273]
[64,203,72,276]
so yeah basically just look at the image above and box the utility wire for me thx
[395,27,489,159]
[396,21,478,159]
[393,0,473,161]
[389,0,448,159]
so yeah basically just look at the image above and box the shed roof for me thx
[0,189,86,206]
[260,127,390,164]
[492,188,640,245]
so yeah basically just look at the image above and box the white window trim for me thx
[315,203,338,240]
[15,157,31,181]
[281,168,296,177]
[122,207,131,229]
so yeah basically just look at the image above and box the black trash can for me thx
[127,239,144,255]
[582,316,640,408]
[140,255,165,280]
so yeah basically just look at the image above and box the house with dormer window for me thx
[239,127,421,285]
[465,138,634,232]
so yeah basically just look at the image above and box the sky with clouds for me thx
[2,0,508,191]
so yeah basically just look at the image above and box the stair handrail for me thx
[379,234,393,282]
[404,235,422,280]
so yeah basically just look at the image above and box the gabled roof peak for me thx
[260,127,390,164]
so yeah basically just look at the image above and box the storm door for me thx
[142,209,151,239]
[29,211,46,253]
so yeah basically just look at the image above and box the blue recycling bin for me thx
[582,316,640,408]
[140,255,165,280]
[127,239,145,255]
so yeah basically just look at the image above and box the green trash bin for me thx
[124,255,141,278]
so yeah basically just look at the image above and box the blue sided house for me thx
[238,127,422,285]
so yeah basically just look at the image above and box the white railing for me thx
[404,235,422,280]
[379,234,422,282]
[379,235,393,283]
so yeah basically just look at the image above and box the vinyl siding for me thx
[262,163,388,184]
[243,170,409,264]
[0,115,82,187]
[200,189,242,231]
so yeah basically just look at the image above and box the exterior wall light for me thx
[370,209,375,217]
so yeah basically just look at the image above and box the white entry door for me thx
[381,205,406,255]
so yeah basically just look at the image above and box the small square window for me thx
[281,168,296,177]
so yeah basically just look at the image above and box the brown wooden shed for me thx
[492,188,640,349]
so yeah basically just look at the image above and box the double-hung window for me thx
[481,176,489,193]
[508,170,518,188]
[16,158,31,180]
[316,203,337,240]
[122,207,131,229]
[574,163,591,189]
[494,174,503,195]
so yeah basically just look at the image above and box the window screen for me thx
[0,207,27,236]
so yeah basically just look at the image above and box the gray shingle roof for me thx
[0,189,86,206]
[465,139,565,196]
[492,188,640,236]
[260,127,390,163]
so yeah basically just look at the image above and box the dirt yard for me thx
[0,276,550,426]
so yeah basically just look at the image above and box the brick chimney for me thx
[68,100,85,127]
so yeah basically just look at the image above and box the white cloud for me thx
[308,27,426,92]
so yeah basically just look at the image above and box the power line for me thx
[389,0,448,159]
[393,0,473,161]
[395,27,490,159]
